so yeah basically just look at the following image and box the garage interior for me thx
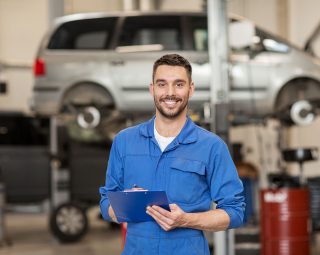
[1,0,320,254]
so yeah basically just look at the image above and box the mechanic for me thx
[99,54,245,254]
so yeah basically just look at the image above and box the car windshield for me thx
[255,28,290,53]
[188,16,290,53]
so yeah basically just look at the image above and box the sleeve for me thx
[99,134,124,221]
[208,140,245,229]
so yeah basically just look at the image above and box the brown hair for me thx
[152,54,192,82]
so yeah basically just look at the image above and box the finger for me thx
[146,208,163,224]
[147,206,174,226]
[147,206,169,220]
[147,210,172,231]
[157,220,172,231]
[124,187,147,191]
[132,187,146,190]
[150,205,172,217]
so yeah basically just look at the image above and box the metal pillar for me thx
[48,0,64,25]
[123,0,139,11]
[50,116,70,209]
[139,0,158,11]
[50,116,61,209]
[207,0,234,255]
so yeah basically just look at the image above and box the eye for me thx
[176,82,185,88]
[157,82,166,87]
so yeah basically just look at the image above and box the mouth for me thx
[160,97,181,107]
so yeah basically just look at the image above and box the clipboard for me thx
[107,190,170,222]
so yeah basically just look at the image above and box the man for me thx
[99,54,245,254]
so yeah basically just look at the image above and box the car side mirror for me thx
[229,20,255,49]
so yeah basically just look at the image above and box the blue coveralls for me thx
[100,116,245,255]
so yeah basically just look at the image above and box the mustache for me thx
[160,96,182,101]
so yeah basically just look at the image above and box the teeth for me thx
[164,100,177,105]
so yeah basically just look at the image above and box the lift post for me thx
[207,0,234,254]
[49,116,70,209]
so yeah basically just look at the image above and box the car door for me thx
[108,14,185,112]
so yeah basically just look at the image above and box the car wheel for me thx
[77,106,101,129]
[50,202,88,243]
[275,79,320,125]
[290,100,315,126]
[61,83,130,143]
[64,105,127,143]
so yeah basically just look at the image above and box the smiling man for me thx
[99,54,245,255]
[152,64,193,119]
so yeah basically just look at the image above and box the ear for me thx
[149,83,154,96]
[189,81,195,98]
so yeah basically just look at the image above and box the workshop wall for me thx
[229,0,279,37]
[64,0,122,14]
[0,0,49,113]
[289,0,320,48]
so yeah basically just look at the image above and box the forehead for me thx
[154,65,189,81]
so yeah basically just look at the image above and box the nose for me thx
[167,84,175,96]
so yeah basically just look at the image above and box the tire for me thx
[61,83,127,143]
[275,79,320,125]
[50,202,88,243]
[65,105,127,143]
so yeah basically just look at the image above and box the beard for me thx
[154,95,189,119]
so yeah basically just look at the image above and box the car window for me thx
[48,17,117,50]
[189,16,208,51]
[75,31,107,49]
[118,16,182,50]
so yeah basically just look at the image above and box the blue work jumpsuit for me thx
[100,116,245,255]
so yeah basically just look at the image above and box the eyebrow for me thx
[155,79,187,83]
[155,79,166,83]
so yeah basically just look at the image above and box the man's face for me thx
[150,65,194,119]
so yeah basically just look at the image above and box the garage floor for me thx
[0,206,122,255]
[0,207,319,255]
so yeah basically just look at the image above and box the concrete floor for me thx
[0,207,122,255]
[0,206,319,255]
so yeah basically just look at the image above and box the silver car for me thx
[32,11,320,141]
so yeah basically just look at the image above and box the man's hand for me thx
[108,205,119,223]
[146,203,187,231]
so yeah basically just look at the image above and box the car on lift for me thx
[32,11,320,142]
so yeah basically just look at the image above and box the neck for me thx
[155,112,187,137]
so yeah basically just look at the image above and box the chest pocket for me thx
[168,158,208,205]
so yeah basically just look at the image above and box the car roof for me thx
[52,11,244,27]
[47,11,305,53]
